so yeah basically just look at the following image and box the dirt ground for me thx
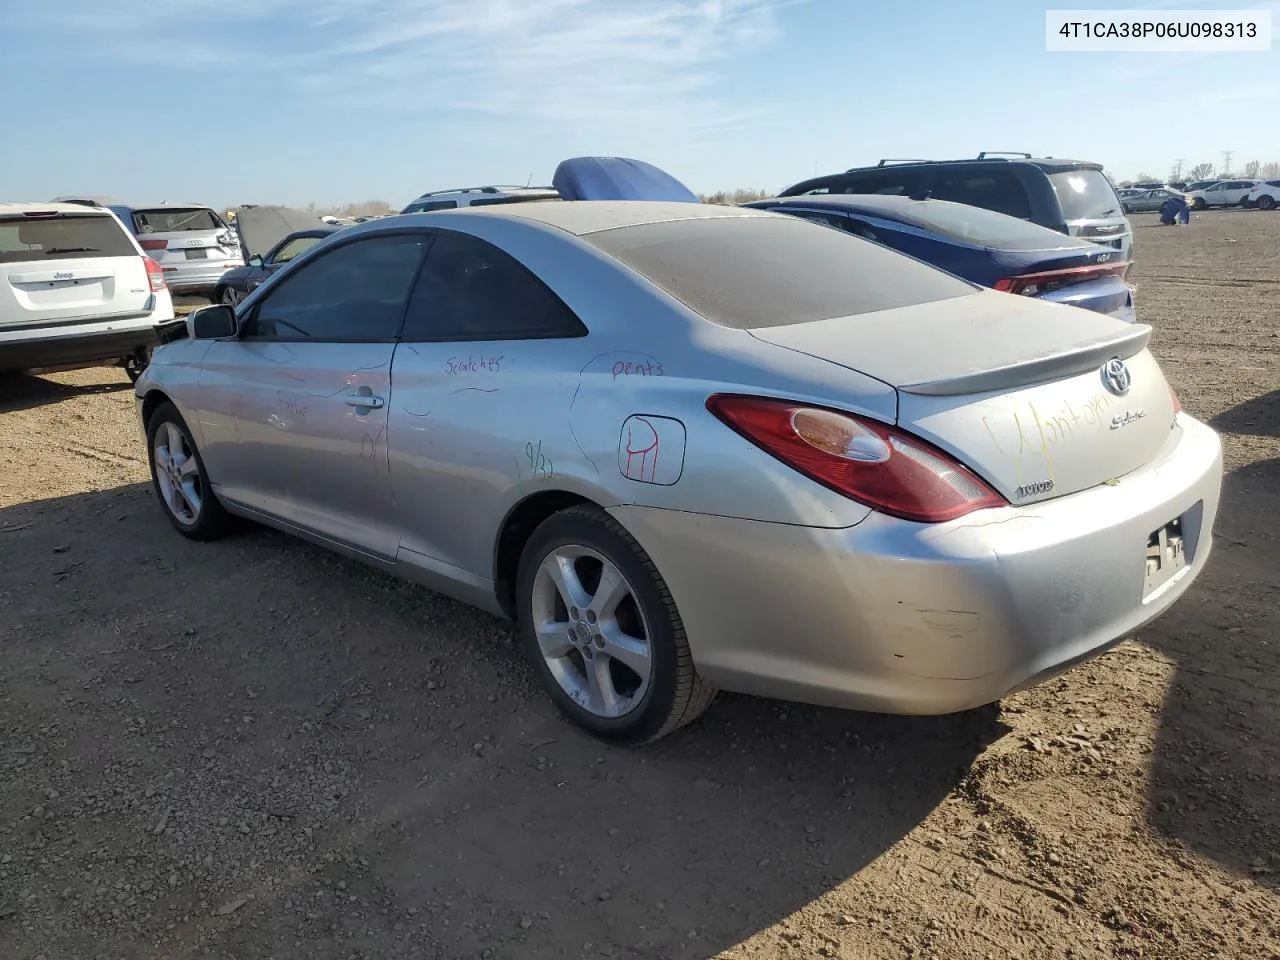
[1,210,1277,960]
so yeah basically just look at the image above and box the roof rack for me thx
[871,158,934,168]
[976,152,1032,160]
[410,184,558,200]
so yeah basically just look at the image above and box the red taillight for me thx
[993,261,1130,297]
[143,256,166,292]
[705,394,1007,523]
[139,238,168,252]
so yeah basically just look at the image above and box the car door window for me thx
[931,170,1032,219]
[400,230,587,341]
[405,199,460,213]
[240,234,427,342]
[268,235,323,265]
[830,171,930,197]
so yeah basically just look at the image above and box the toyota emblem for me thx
[1101,358,1132,396]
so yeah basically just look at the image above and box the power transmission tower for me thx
[1222,150,1234,176]
[1173,158,1186,179]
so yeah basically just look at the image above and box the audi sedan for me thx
[134,199,1223,744]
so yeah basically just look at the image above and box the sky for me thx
[1,0,1276,209]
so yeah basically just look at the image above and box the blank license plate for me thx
[184,248,209,260]
[1144,516,1187,597]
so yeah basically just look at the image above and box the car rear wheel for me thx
[516,505,715,744]
[146,402,233,540]
[122,347,151,384]
[1258,195,1276,211]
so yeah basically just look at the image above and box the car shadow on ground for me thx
[1142,450,1280,888]
[0,370,131,413]
[1210,389,1280,437]
[0,483,1006,960]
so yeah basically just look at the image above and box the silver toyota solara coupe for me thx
[135,200,1223,743]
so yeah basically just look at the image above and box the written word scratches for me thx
[617,415,686,486]
[526,441,554,482]
[446,354,503,375]
[612,359,664,380]
[270,391,309,430]
[983,390,1118,481]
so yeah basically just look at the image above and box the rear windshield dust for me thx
[585,215,977,329]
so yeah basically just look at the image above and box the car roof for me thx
[0,201,122,216]
[131,202,218,210]
[396,200,773,237]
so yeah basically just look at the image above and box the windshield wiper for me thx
[44,247,101,254]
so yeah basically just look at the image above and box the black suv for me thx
[779,152,1131,257]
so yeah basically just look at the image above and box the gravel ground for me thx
[1,210,1278,960]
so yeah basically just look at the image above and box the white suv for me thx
[0,202,174,381]
[399,185,560,214]
[1186,179,1261,209]
[1244,179,1280,211]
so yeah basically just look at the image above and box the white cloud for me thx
[33,0,790,129]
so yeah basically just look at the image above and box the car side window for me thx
[269,236,322,265]
[240,234,428,342]
[400,230,587,341]
[931,170,1031,219]
[406,199,460,213]
[831,171,929,197]
[791,211,880,243]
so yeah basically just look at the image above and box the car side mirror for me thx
[189,304,238,340]
[248,255,264,267]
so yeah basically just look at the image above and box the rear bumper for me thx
[0,305,171,372]
[0,327,159,372]
[611,414,1222,715]
[162,262,242,295]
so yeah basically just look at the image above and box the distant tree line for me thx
[1106,160,1279,187]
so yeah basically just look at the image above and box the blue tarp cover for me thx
[553,156,699,203]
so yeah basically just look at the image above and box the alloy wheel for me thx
[153,422,203,526]
[530,545,653,719]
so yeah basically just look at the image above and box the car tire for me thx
[146,401,234,541]
[122,347,151,384]
[1258,195,1276,211]
[1192,197,1207,210]
[515,504,716,744]
[218,287,240,307]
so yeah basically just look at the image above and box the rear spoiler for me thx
[898,323,1151,397]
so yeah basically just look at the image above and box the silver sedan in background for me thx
[135,201,1223,743]
[1120,188,1189,213]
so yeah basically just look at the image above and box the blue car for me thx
[744,194,1136,321]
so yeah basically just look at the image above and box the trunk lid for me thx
[0,210,152,326]
[234,205,331,261]
[749,289,1176,503]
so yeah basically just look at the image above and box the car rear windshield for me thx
[1048,169,1123,221]
[132,207,223,233]
[584,215,977,329]
[895,200,1081,251]
[0,213,137,264]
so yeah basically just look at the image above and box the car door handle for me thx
[345,394,385,410]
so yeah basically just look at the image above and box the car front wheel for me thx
[1192,197,1207,210]
[146,401,233,540]
[516,505,715,744]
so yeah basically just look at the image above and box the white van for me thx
[0,202,175,381]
